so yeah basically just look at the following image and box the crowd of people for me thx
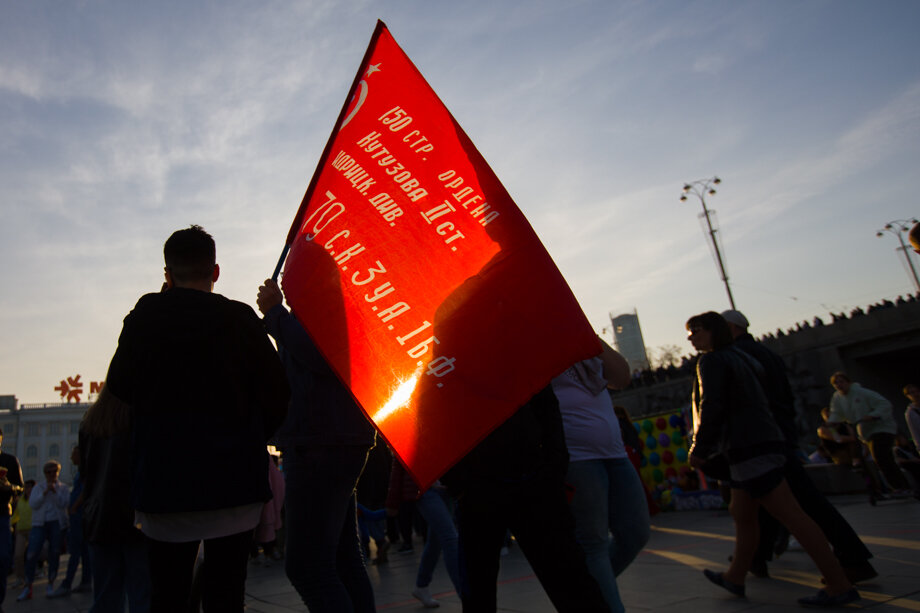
[2,223,918,613]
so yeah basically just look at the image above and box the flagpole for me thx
[271,20,389,282]
[271,245,291,281]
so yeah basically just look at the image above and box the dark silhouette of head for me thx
[164,225,218,288]
[686,311,733,350]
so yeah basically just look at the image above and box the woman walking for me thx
[686,311,858,608]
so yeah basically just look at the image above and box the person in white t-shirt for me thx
[552,339,647,613]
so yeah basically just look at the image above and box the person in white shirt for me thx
[552,339,645,613]
[827,373,910,495]
[17,460,70,601]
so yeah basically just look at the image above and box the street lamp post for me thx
[680,176,736,310]
[876,218,920,292]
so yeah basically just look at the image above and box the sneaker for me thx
[72,583,92,593]
[798,588,860,607]
[16,586,32,601]
[412,586,440,608]
[397,543,414,554]
[48,585,71,598]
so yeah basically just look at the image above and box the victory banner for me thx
[279,21,600,489]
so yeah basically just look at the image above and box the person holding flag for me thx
[257,277,377,613]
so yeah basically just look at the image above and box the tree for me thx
[647,344,684,370]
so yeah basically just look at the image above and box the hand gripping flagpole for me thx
[271,20,389,282]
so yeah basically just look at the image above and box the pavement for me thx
[5,494,919,612]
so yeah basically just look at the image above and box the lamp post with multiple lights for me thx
[680,176,736,309]
[876,218,920,292]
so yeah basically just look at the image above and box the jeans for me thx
[0,515,10,605]
[62,512,92,589]
[356,504,386,554]
[566,457,651,613]
[89,539,150,613]
[282,445,375,613]
[25,520,63,586]
[415,487,462,592]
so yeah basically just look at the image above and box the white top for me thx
[29,480,70,527]
[136,502,263,543]
[552,357,627,462]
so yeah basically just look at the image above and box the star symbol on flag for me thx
[366,63,382,77]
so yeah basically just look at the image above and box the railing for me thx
[16,403,91,410]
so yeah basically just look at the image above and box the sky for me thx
[2,0,920,404]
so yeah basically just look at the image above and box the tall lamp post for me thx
[876,218,920,292]
[680,176,736,309]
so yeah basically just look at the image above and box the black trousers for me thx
[755,454,871,566]
[868,432,910,491]
[455,477,609,613]
[147,528,253,613]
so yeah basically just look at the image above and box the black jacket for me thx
[105,287,289,513]
[733,333,798,446]
[690,347,784,465]
[0,452,23,517]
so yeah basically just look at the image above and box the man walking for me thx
[721,310,877,583]
[105,225,289,612]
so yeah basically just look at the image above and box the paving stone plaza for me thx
[7,493,918,612]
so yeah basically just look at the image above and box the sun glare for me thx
[373,371,421,423]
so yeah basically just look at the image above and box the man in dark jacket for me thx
[105,225,289,612]
[721,310,876,584]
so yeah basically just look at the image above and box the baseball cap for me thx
[720,310,749,329]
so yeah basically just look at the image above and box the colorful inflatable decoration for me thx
[636,408,693,506]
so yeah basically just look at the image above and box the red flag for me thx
[281,21,600,489]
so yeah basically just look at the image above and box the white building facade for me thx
[0,398,87,482]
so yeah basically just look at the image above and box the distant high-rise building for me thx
[610,310,649,371]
